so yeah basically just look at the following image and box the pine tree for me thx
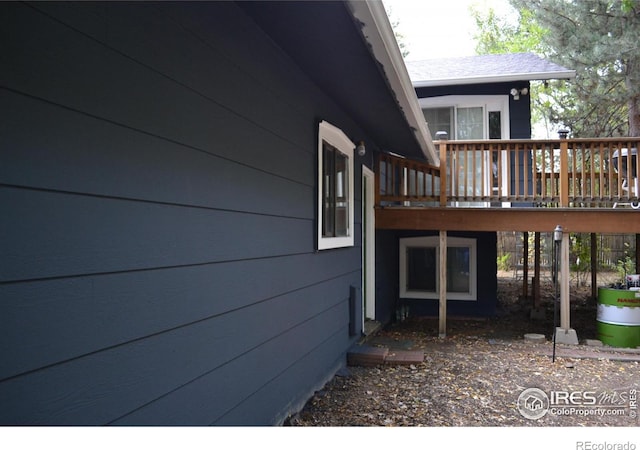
[508,0,640,137]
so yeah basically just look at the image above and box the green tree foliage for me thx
[384,4,410,59]
[471,6,557,136]
[473,7,547,55]
[473,0,640,137]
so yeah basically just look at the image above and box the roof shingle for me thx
[406,52,575,87]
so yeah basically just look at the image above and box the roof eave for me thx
[346,0,438,165]
[412,70,577,88]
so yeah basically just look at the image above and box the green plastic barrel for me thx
[597,287,640,348]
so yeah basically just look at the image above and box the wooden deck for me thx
[375,137,640,234]
[376,206,640,233]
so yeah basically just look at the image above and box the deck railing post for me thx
[438,135,448,207]
[559,131,569,207]
[375,136,640,207]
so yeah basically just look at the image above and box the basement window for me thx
[399,236,477,301]
[317,120,354,250]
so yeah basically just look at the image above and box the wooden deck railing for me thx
[376,137,640,208]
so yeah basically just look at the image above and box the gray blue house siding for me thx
[1,2,374,425]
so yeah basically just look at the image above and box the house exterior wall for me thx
[368,81,530,322]
[415,81,532,139]
[0,2,371,425]
[416,81,533,200]
[376,230,497,323]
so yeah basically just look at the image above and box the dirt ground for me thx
[286,272,640,427]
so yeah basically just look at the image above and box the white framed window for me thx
[399,236,477,301]
[419,95,510,140]
[420,95,511,203]
[317,120,354,250]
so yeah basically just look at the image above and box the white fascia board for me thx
[412,70,577,88]
[346,0,439,165]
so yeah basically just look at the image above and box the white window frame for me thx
[317,120,355,250]
[420,95,511,203]
[418,95,511,140]
[399,236,477,301]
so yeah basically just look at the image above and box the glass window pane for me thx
[456,107,483,139]
[447,247,470,293]
[322,141,349,238]
[406,247,436,291]
[322,142,335,237]
[423,107,452,140]
[489,111,501,139]
[335,151,349,236]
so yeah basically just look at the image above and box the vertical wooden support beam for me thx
[560,233,571,330]
[591,233,597,302]
[636,234,640,275]
[439,230,447,338]
[522,232,529,299]
[559,136,569,207]
[439,140,448,207]
[534,232,541,308]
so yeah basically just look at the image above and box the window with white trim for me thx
[420,95,510,202]
[419,95,510,141]
[317,121,354,250]
[399,236,477,301]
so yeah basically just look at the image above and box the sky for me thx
[382,0,517,61]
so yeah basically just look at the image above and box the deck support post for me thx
[439,230,447,338]
[522,231,529,298]
[560,232,570,329]
[556,230,579,344]
[534,232,541,307]
[636,234,640,277]
[591,233,597,302]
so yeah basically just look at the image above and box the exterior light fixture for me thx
[558,130,570,139]
[435,131,448,140]
[553,225,563,243]
[356,141,366,156]
[510,87,529,100]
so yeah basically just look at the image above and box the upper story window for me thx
[419,95,510,140]
[420,96,510,203]
[317,121,354,250]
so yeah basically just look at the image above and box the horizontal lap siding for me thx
[1,276,351,425]
[0,2,362,425]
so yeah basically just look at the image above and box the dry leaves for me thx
[287,276,639,427]
[288,332,638,427]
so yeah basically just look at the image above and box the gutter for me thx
[412,71,577,88]
[346,0,439,165]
